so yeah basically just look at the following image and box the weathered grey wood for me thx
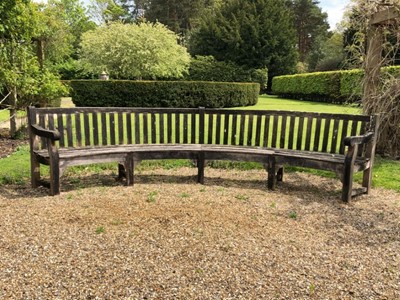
[321,118,331,152]
[342,143,358,202]
[313,117,322,152]
[279,115,287,149]
[305,116,313,151]
[175,113,180,143]
[135,113,140,144]
[47,139,60,196]
[118,112,124,145]
[267,155,276,190]
[191,113,196,144]
[101,113,107,145]
[271,115,279,148]
[66,114,73,147]
[167,113,172,143]
[255,115,262,147]
[93,113,99,146]
[223,114,230,145]
[239,115,245,146]
[288,116,295,150]
[183,113,188,144]
[109,113,116,145]
[57,113,65,147]
[231,114,237,145]
[331,119,340,153]
[339,120,349,154]
[247,114,254,146]
[263,115,270,148]
[296,116,305,150]
[83,113,90,146]
[27,106,379,201]
[208,113,214,144]
[199,107,205,144]
[75,113,82,147]
[159,113,165,144]
[151,113,157,144]
[216,113,222,145]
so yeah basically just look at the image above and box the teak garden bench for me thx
[27,106,379,202]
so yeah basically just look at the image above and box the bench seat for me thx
[32,143,276,195]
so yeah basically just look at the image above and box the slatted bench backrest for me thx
[29,107,376,157]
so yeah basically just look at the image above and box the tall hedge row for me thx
[69,80,259,108]
[272,66,400,103]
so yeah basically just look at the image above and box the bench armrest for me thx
[31,124,61,141]
[344,131,374,147]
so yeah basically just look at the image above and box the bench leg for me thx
[30,155,41,188]
[125,156,134,186]
[362,167,372,195]
[277,166,284,182]
[118,163,126,180]
[267,156,276,190]
[197,153,205,184]
[342,145,357,202]
[48,158,60,196]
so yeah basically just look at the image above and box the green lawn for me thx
[0,109,26,123]
[242,95,361,114]
[0,95,398,193]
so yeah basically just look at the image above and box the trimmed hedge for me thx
[69,80,259,108]
[272,66,400,103]
[272,71,341,103]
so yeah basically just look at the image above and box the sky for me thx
[319,0,350,29]
[34,0,350,30]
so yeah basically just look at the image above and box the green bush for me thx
[69,80,259,108]
[272,71,341,103]
[272,66,400,104]
[339,69,363,101]
[185,56,268,93]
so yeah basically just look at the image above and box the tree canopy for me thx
[80,22,191,79]
[0,0,68,136]
[291,0,329,63]
[189,0,297,82]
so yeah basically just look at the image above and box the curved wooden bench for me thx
[27,107,379,202]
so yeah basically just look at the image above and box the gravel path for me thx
[0,167,399,299]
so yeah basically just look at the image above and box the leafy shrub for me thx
[272,71,341,103]
[69,80,259,108]
[185,56,268,93]
[19,70,68,108]
[339,69,363,102]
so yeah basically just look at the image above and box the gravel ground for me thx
[0,167,399,299]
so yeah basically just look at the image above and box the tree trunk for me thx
[363,25,382,114]
[9,86,17,137]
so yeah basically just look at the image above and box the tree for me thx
[80,22,191,79]
[0,0,67,136]
[35,0,96,79]
[291,0,329,63]
[189,0,297,87]
[313,31,344,71]
[89,0,128,24]
[144,0,217,35]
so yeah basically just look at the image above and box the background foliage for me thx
[80,22,191,80]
